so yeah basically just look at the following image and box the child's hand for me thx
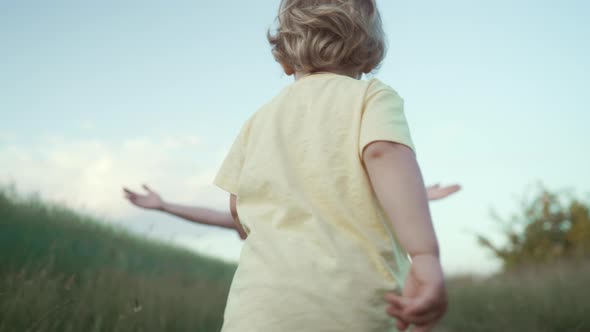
[426,183,461,201]
[384,254,447,332]
[123,184,165,211]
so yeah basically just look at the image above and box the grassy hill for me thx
[1,186,589,332]
[0,187,236,332]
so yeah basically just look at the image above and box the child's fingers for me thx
[123,187,136,196]
[385,292,431,321]
[385,293,412,329]
[405,286,445,317]
[385,290,447,325]
[402,309,443,326]
[386,296,445,325]
[386,302,403,318]
[405,295,435,317]
[385,294,405,320]
[396,318,409,331]
[388,305,441,326]
[411,321,437,332]
[142,184,154,193]
[384,292,408,308]
[440,184,461,196]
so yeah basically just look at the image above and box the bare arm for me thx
[363,141,447,331]
[160,202,235,229]
[123,185,235,230]
[363,142,439,257]
[124,180,459,244]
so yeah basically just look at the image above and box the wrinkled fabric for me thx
[214,73,415,332]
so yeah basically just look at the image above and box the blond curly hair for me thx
[268,0,386,75]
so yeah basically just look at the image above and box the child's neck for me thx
[294,70,362,81]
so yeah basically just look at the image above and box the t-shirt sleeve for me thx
[214,119,251,195]
[359,80,415,158]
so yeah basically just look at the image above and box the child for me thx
[210,1,448,331]
[123,183,460,242]
[127,0,449,330]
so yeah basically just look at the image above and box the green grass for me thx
[440,260,590,332]
[0,186,236,332]
[1,185,589,332]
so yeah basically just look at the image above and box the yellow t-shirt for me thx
[214,73,415,332]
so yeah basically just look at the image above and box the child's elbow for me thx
[363,141,412,161]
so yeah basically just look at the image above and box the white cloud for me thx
[0,131,15,141]
[79,120,96,130]
[0,135,229,221]
[0,134,242,262]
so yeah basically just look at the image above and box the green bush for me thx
[478,185,590,270]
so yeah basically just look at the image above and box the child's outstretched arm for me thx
[363,141,447,332]
[123,184,245,238]
[123,182,459,243]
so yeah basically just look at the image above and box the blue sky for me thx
[1,0,589,275]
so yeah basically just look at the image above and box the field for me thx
[441,262,590,331]
[1,187,588,332]
[0,187,235,332]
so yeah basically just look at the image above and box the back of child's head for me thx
[268,0,386,76]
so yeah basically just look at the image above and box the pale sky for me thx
[1,0,589,275]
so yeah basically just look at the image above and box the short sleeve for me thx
[214,119,251,195]
[359,80,415,158]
